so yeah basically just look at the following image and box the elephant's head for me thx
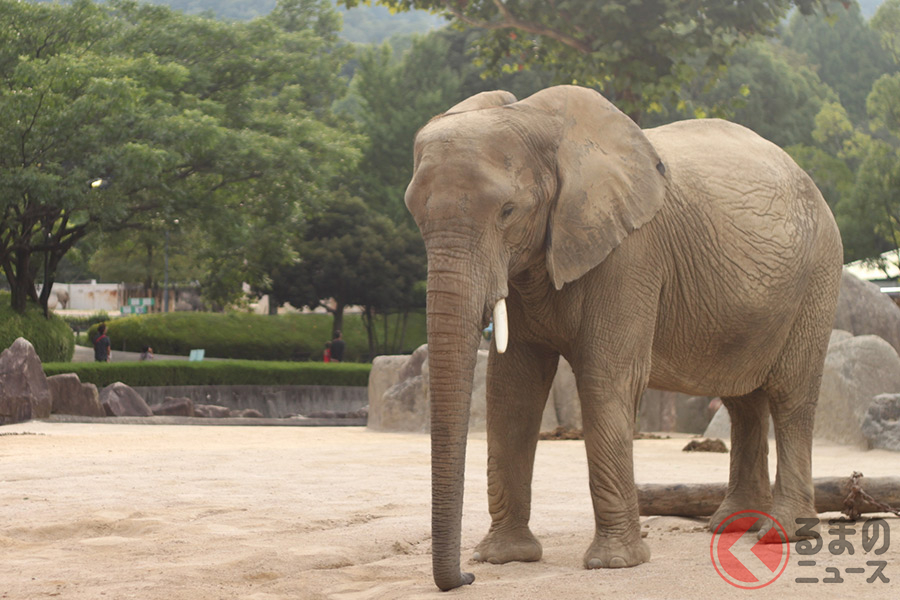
[405,85,667,591]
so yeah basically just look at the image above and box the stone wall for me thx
[134,385,368,418]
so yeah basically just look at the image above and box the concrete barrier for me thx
[133,385,367,418]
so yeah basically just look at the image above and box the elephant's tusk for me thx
[493,298,508,354]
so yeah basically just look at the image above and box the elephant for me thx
[404,85,843,591]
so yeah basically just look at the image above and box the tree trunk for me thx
[636,477,900,517]
[331,300,345,337]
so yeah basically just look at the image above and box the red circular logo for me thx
[710,510,790,589]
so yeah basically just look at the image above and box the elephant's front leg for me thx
[579,367,651,569]
[472,342,559,565]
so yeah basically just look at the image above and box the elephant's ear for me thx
[518,86,667,290]
[444,90,517,114]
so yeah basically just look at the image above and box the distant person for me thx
[140,346,154,361]
[330,330,345,362]
[93,323,111,363]
[323,341,332,363]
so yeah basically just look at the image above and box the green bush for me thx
[43,360,371,387]
[84,310,426,362]
[0,292,74,362]
[59,311,111,333]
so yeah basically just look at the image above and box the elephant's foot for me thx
[756,503,819,542]
[472,527,542,564]
[583,535,650,569]
[708,495,774,534]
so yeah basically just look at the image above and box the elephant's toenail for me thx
[471,552,482,562]
[608,557,627,568]
[587,558,604,569]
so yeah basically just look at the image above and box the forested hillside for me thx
[143,0,442,40]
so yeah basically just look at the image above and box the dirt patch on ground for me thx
[1,422,898,599]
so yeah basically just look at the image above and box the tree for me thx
[349,35,463,221]
[647,39,837,148]
[0,0,187,314]
[798,0,900,265]
[341,0,827,122]
[283,193,426,356]
[0,0,361,315]
[783,0,897,124]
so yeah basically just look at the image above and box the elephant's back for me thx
[642,119,842,395]
[644,118,836,273]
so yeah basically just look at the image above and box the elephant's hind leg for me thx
[757,268,837,541]
[708,394,773,533]
[472,343,559,565]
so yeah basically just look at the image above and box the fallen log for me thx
[637,475,900,518]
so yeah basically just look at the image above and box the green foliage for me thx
[84,310,426,361]
[58,311,112,333]
[787,1,900,264]
[342,0,828,122]
[43,359,371,387]
[271,193,427,354]
[0,0,362,314]
[0,292,74,362]
[783,0,897,124]
[648,40,837,148]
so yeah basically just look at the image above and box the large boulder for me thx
[376,375,429,432]
[834,269,900,355]
[0,338,52,425]
[366,354,411,429]
[816,333,900,447]
[194,404,231,418]
[369,346,562,433]
[149,396,194,417]
[99,382,153,417]
[861,394,900,451]
[48,373,104,417]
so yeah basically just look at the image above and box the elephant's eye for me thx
[500,204,514,220]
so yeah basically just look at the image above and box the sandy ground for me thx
[1,422,898,600]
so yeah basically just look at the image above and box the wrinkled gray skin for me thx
[405,85,843,592]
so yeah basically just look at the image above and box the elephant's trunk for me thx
[425,248,486,591]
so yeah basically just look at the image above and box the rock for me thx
[235,408,264,418]
[193,404,231,418]
[48,373,103,417]
[861,394,900,451]
[703,405,732,439]
[397,344,428,381]
[834,270,900,355]
[306,410,339,419]
[99,382,153,417]
[347,406,368,419]
[816,334,900,447]
[0,338,52,424]
[375,375,429,432]
[366,354,410,429]
[150,396,194,417]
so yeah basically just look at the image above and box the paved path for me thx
[72,345,214,362]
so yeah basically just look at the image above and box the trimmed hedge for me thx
[0,292,74,362]
[85,310,426,362]
[42,360,372,387]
